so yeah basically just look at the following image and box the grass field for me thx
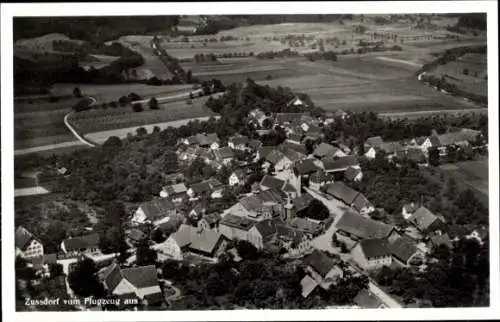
[14,97,83,150]
[430,53,487,97]
[438,158,489,205]
[69,95,216,134]
[50,83,194,104]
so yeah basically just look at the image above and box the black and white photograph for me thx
[1,1,499,321]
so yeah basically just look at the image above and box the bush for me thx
[463,68,469,75]
[149,97,159,110]
[132,102,144,112]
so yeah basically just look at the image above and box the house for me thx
[260,175,285,191]
[309,170,334,191]
[364,136,384,149]
[291,192,315,218]
[322,155,359,173]
[99,263,163,305]
[197,212,221,231]
[61,233,100,255]
[286,133,304,145]
[15,226,44,259]
[294,159,320,177]
[399,148,428,166]
[276,112,304,125]
[466,227,488,245]
[353,290,386,308]
[287,96,307,108]
[196,133,220,150]
[228,134,249,151]
[324,182,374,214]
[256,146,275,161]
[187,181,212,199]
[344,166,363,182]
[401,202,418,220]
[351,238,392,270]
[335,210,397,242]
[248,139,263,151]
[127,229,148,246]
[333,109,348,120]
[280,142,308,157]
[365,141,405,160]
[214,147,234,165]
[388,236,423,267]
[30,254,57,278]
[338,143,352,155]
[290,217,321,236]
[229,169,247,186]
[159,183,187,201]
[428,233,453,251]
[313,142,346,159]
[231,188,285,219]
[188,202,207,220]
[300,250,343,298]
[132,198,177,225]
[163,224,227,260]
[264,149,293,171]
[219,214,264,249]
[254,219,279,247]
[408,206,446,234]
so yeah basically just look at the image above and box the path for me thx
[14,186,51,197]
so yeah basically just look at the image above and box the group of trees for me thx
[304,51,338,62]
[193,53,218,63]
[53,40,138,58]
[420,73,487,105]
[256,49,300,60]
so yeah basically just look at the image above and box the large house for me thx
[214,147,235,165]
[365,141,405,160]
[419,128,483,155]
[322,155,359,174]
[15,226,44,259]
[228,134,249,151]
[324,182,374,214]
[335,210,397,244]
[351,236,423,270]
[228,169,247,186]
[61,233,100,256]
[132,198,177,225]
[98,263,163,306]
[408,206,446,235]
[300,250,343,298]
[218,214,264,249]
[162,224,227,261]
[225,188,285,220]
[313,142,346,159]
[159,183,187,201]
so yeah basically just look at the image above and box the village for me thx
[15,94,489,310]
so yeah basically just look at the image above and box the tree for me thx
[151,228,166,243]
[304,199,329,221]
[136,127,148,137]
[445,177,458,200]
[68,258,105,297]
[149,97,159,110]
[136,243,158,266]
[186,69,193,83]
[428,147,440,166]
[103,136,123,150]
[235,240,259,260]
[132,102,144,112]
[73,87,82,98]
[48,263,64,278]
[463,68,469,75]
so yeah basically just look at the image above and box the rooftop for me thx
[336,210,395,240]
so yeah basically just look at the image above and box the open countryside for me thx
[12,12,491,313]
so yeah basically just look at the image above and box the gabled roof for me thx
[139,198,176,221]
[336,210,395,240]
[196,133,220,146]
[281,142,308,155]
[203,212,221,225]
[344,166,362,181]
[413,136,427,145]
[62,233,100,252]
[429,135,441,147]
[171,224,196,248]
[100,262,123,292]
[358,238,391,259]
[189,228,225,255]
[290,217,320,234]
[276,112,304,124]
[287,133,304,143]
[229,134,249,146]
[206,178,223,189]
[231,169,246,180]
[265,149,286,164]
[325,182,359,205]
[121,265,159,289]
[313,142,339,158]
[260,175,285,190]
[214,147,234,160]
[388,236,419,263]
[258,146,275,160]
[303,249,337,278]
[248,139,263,149]
[15,226,37,250]
[301,274,319,298]
[309,170,332,184]
[430,233,453,249]
[278,146,305,162]
[379,141,405,154]
[405,148,427,163]
[282,182,297,193]
[294,159,320,175]
[409,206,442,231]
[322,155,358,172]
[128,229,147,242]
[288,96,305,107]
[365,136,384,147]
[293,192,315,212]
[220,214,257,231]
[352,193,373,211]
[255,220,277,239]
[163,183,187,195]
[189,181,212,194]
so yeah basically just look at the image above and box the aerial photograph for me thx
[12,12,490,312]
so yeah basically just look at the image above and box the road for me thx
[14,186,51,197]
[380,107,488,119]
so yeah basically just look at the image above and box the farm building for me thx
[408,206,446,235]
[335,210,397,243]
[15,226,44,260]
[132,198,177,225]
[61,233,100,256]
[313,142,346,159]
[300,250,343,298]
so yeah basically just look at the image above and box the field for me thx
[50,83,194,104]
[438,158,489,205]
[14,98,82,150]
[113,35,173,80]
[78,54,120,70]
[430,53,487,97]
[69,95,216,135]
